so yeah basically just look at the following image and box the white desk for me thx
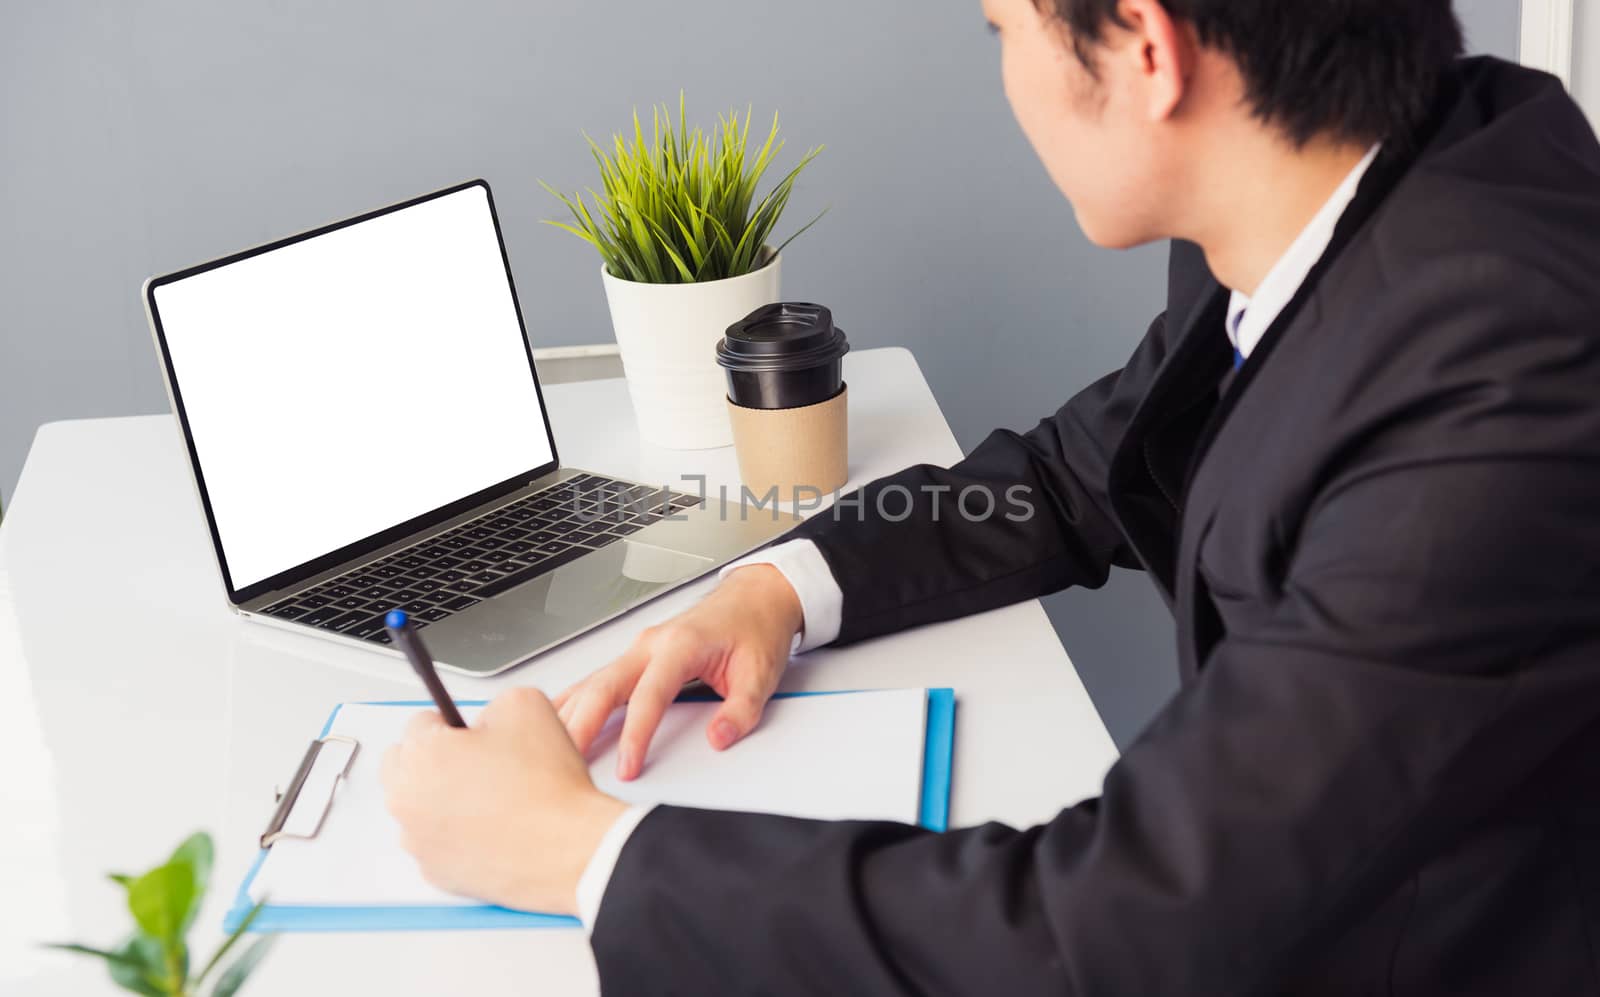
[0,347,1117,996]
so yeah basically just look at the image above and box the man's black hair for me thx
[1039,0,1465,146]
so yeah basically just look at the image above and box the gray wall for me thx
[1578,0,1600,114]
[0,1,1519,747]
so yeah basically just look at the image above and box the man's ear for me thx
[1117,0,1194,122]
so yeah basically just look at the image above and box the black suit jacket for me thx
[592,58,1600,996]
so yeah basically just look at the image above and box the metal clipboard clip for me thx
[260,735,361,849]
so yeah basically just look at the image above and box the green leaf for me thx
[193,899,265,991]
[46,937,176,995]
[169,832,213,934]
[43,941,146,967]
[538,97,822,284]
[50,832,227,995]
[110,934,173,997]
[127,861,195,946]
[211,935,275,997]
[641,215,697,281]
[769,207,830,262]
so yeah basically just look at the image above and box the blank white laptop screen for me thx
[151,185,555,593]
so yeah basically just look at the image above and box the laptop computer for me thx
[143,179,798,676]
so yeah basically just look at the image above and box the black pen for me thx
[385,609,467,728]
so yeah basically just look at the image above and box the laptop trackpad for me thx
[537,540,714,618]
[426,541,714,672]
[432,540,720,675]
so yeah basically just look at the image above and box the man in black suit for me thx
[381,0,1600,992]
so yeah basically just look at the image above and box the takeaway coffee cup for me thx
[716,303,850,500]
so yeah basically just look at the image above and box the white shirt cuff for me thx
[719,538,844,653]
[575,803,655,934]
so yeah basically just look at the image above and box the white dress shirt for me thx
[1225,144,1381,359]
[574,144,1383,933]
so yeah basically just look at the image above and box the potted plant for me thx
[46,832,271,996]
[542,96,824,450]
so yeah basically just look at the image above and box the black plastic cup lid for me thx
[716,302,850,373]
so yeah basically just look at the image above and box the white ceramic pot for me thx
[600,251,782,450]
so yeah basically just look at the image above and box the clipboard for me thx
[226,689,957,933]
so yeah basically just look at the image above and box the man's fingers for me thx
[616,664,684,782]
[706,668,773,751]
[566,679,627,755]
[379,745,402,793]
[481,685,553,729]
[404,708,446,742]
[611,631,709,779]
[563,646,649,753]
[562,643,648,712]
[381,746,418,820]
[551,684,576,712]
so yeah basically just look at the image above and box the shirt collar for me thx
[1226,143,1382,359]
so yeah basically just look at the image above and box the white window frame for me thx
[1521,0,1576,86]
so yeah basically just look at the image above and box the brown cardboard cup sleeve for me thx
[726,386,849,502]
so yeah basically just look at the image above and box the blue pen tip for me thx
[386,609,408,628]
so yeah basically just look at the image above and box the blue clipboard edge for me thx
[226,688,956,933]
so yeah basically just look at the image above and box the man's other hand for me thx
[554,563,805,781]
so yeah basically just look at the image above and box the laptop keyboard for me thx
[258,474,703,644]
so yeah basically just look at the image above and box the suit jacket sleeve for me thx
[783,240,1211,647]
[591,423,1600,994]
[785,311,1171,647]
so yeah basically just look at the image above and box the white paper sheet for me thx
[250,689,929,907]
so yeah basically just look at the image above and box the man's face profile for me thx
[983,0,1209,251]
